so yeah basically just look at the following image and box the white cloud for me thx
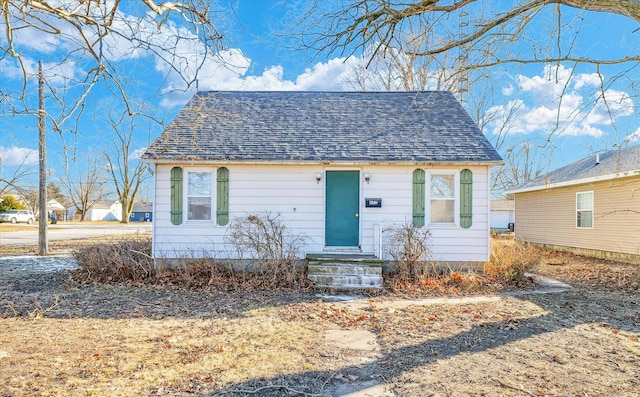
[0,57,83,87]
[0,146,38,166]
[502,84,514,96]
[516,64,574,99]
[486,65,634,139]
[626,128,640,142]
[585,89,634,125]
[156,51,361,107]
[130,147,147,160]
[1,24,61,54]
[295,58,354,90]
[573,73,601,90]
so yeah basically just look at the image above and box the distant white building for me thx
[47,199,67,220]
[490,199,515,231]
[67,200,122,221]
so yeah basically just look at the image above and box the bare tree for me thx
[304,1,640,67]
[15,187,39,215]
[1,1,224,129]
[61,157,109,221]
[0,162,33,197]
[1,1,231,231]
[103,112,152,224]
[47,182,67,206]
[15,182,69,216]
[300,0,640,145]
[342,21,544,191]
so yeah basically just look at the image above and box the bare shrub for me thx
[487,239,540,282]
[71,216,311,290]
[384,223,432,283]
[226,212,304,262]
[383,224,491,295]
[72,235,154,283]
[165,258,311,291]
[225,212,308,286]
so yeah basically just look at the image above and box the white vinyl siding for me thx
[151,164,492,262]
[576,191,593,228]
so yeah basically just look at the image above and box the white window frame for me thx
[185,168,215,222]
[576,191,594,229]
[426,171,459,227]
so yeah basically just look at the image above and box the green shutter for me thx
[412,169,425,228]
[216,167,229,226]
[170,167,183,225]
[460,169,473,228]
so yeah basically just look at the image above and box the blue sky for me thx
[1,1,639,198]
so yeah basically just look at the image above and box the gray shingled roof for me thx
[508,144,640,193]
[142,91,502,164]
[132,202,153,212]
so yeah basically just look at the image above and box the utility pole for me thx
[38,60,48,255]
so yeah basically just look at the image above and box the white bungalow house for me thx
[142,91,503,282]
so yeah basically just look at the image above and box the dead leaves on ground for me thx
[535,250,640,292]
[281,297,545,349]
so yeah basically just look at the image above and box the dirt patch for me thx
[1,247,639,396]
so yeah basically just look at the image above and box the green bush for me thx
[0,195,27,212]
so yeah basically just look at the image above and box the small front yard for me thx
[0,240,638,396]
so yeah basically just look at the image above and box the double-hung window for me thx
[171,167,229,225]
[188,171,212,221]
[430,174,455,224]
[413,170,472,227]
[576,191,593,228]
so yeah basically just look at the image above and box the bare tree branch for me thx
[1,0,224,132]
[102,111,152,224]
[60,155,109,221]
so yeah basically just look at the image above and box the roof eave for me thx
[142,158,504,167]
[505,169,640,194]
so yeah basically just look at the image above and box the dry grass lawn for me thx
[2,314,327,396]
[1,239,639,396]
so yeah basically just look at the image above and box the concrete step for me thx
[308,274,383,289]
[308,262,382,276]
[308,262,383,289]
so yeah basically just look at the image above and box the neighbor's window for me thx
[576,191,593,228]
[188,171,212,220]
[430,174,455,223]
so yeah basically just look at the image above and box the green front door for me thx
[325,171,360,247]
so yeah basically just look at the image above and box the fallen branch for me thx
[211,384,329,396]
[492,377,537,397]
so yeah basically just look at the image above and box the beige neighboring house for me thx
[505,145,640,264]
[67,200,122,221]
